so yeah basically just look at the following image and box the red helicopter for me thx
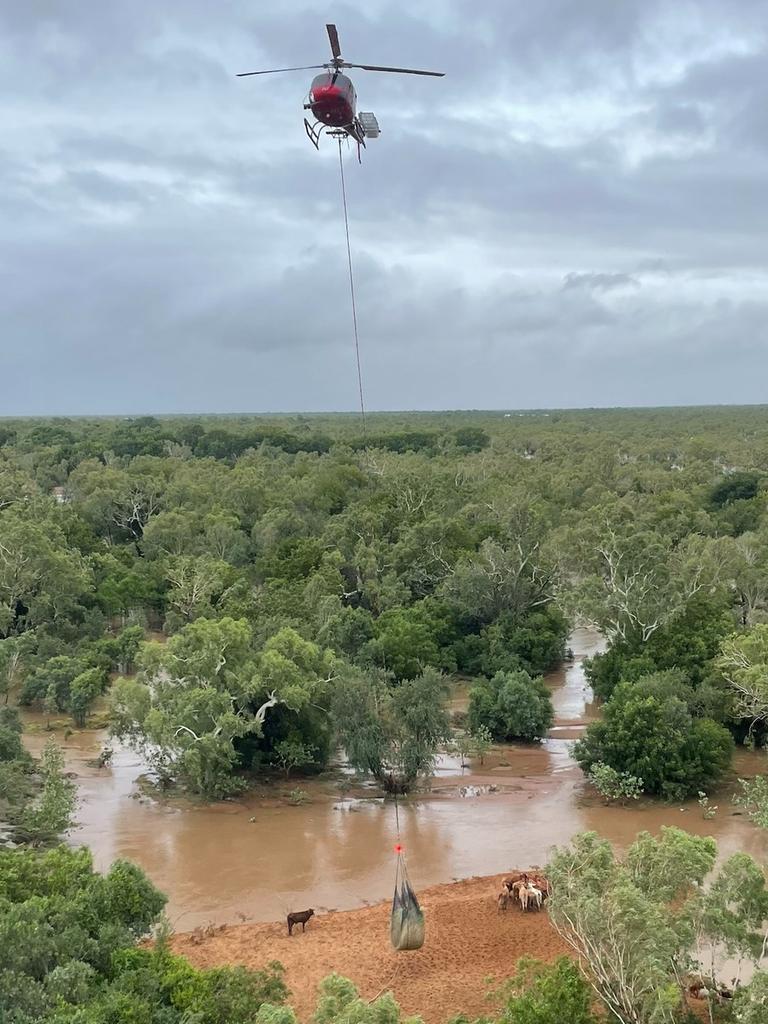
[237,24,443,159]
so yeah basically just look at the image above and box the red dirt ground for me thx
[172,873,568,1023]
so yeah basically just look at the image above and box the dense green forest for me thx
[2,407,768,799]
[3,408,768,1023]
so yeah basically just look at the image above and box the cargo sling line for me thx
[337,139,367,433]
[390,793,425,951]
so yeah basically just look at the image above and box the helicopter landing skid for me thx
[304,118,324,149]
[304,119,366,162]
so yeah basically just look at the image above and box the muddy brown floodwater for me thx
[22,628,768,931]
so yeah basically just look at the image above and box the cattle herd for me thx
[497,871,549,913]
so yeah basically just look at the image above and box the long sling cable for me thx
[365,790,405,1001]
[394,790,403,900]
[337,139,367,432]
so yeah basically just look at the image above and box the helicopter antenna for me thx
[336,139,366,433]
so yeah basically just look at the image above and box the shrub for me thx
[471,725,493,765]
[468,670,554,742]
[574,685,733,800]
[0,844,287,1024]
[273,737,317,777]
[588,762,644,802]
[497,956,597,1024]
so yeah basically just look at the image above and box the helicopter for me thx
[237,24,444,159]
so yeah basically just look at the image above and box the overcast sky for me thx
[2,0,767,414]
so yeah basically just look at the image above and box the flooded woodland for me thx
[6,3,768,1011]
[23,628,768,930]
[7,407,768,1024]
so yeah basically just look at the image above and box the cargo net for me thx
[390,848,424,951]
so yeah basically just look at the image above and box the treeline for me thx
[3,407,768,798]
[0,416,493,481]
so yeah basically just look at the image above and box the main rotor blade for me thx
[236,64,326,77]
[326,23,341,59]
[351,63,444,77]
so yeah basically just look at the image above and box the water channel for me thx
[22,628,768,930]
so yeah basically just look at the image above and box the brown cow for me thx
[287,908,315,935]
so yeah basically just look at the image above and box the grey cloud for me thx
[1,0,767,414]
[653,103,707,136]
[634,258,672,274]
[562,272,639,292]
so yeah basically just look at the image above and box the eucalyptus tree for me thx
[717,624,768,733]
[333,666,451,794]
[548,828,768,1024]
[554,500,724,645]
[0,508,91,638]
[110,617,337,797]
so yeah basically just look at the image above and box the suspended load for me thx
[390,845,424,951]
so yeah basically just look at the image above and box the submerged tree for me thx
[585,595,736,702]
[16,739,77,846]
[573,680,733,800]
[110,617,337,798]
[0,715,76,848]
[68,667,106,727]
[468,669,554,742]
[736,774,768,830]
[333,667,451,794]
[21,655,108,728]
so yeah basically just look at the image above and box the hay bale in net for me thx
[390,852,424,951]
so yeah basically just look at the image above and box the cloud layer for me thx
[2,0,767,413]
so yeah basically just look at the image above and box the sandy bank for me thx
[172,873,568,1024]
